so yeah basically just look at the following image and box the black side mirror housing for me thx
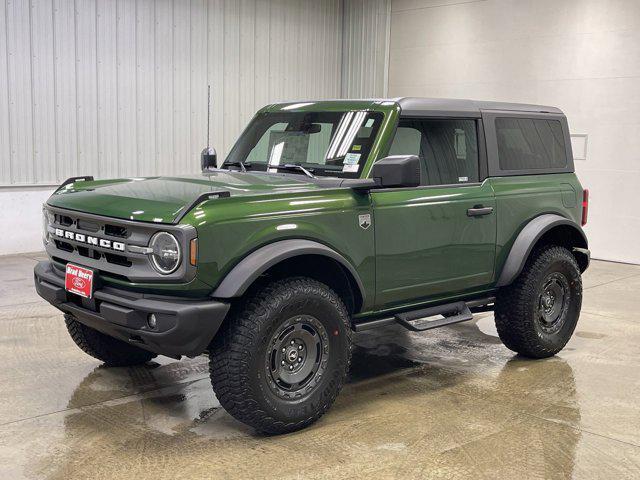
[370,155,421,188]
[201,147,217,171]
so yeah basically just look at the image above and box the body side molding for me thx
[496,214,588,287]
[211,239,366,300]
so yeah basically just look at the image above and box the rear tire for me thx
[495,245,582,358]
[209,277,352,434]
[64,315,156,366]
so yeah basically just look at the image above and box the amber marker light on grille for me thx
[190,238,198,266]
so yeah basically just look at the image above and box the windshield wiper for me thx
[272,164,316,179]
[223,161,251,172]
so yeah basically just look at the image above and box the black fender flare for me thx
[211,239,366,301]
[496,214,588,287]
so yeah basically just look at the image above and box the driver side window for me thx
[388,119,479,186]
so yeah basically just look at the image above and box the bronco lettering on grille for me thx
[54,228,126,252]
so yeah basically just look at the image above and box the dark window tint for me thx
[388,119,479,186]
[495,118,567,171]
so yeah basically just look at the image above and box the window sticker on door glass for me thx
[344,152,361,165]
[342,164,359,173]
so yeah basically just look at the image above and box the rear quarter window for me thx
[495,118,567,171]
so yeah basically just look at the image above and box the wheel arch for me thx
[497,214,589,287]
[211,239,365,314]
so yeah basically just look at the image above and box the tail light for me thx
[581,189,589,226]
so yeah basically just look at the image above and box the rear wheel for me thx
[209,277,352,434]
[64,315,156,366]
[495,245,582,358]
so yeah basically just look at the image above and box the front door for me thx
[372,118,496,309]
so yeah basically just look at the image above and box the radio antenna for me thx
[200,85,217,171]
[206,84,211,147]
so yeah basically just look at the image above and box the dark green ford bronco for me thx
[35,98,590,433]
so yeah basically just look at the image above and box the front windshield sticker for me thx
[267,142,284,171]
[343,164,359,173]
[268,131,310,166]
[344,153,361,165]
[364,118,375,128]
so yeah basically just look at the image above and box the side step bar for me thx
[353,297,495,332]
[394,301,472,332]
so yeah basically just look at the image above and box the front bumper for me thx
[34,261,230,358]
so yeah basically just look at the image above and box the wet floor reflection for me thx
[5,257,639,478]
[21,317,588,479]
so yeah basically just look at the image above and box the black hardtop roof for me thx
[394,97,563,117]
[266,97,563,117]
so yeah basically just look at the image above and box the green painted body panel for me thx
[182,187,377,310]
[47,173,329,223]
[371,180,497,309]
[488,173,583,278]
[44,99,585,318]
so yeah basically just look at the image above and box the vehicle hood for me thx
[46,170,329,223]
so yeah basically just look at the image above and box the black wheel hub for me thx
[537,272,570,333]
[265,315,329,399]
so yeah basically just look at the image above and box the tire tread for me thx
[209,277,352,434]
[64,315,156,366]
[495,245,582,358]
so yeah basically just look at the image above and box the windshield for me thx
[224,110,384,177]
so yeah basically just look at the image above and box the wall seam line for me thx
[5,0,13,184]
[29,0,36,183]
[51,0,59,182]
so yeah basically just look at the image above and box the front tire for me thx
[495,245,582,358]
[209,277,352,434]
[64,315,157,366]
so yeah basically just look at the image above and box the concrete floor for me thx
[1,254,640,479]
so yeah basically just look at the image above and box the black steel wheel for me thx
[209,277,352,434]
[495,245,583,358]
[537,272,570,334]
[265,315,329,399]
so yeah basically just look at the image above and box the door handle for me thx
[467,206,494,217]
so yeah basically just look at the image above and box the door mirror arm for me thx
[369,155,421,189]
[344,155,421,192]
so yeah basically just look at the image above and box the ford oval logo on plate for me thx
[65,263,94,299]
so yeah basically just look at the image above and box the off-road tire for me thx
[209,277,352,434]
[64,315,156,366]
[495,245,582,358]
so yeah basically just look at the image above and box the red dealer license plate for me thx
[65,263,94,299]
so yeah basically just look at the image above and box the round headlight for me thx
[149,232,181,274]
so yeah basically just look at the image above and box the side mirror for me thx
[370,155,421,188]
[201,147,217,171]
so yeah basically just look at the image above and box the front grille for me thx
[48,211,142,272]
[56,214,73,227]
[55,240,74,252]
[104,252,132,267]
[44,206,196,283]
[77,219,100,232]
[77,246,101,260]
[105,224,128,238]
